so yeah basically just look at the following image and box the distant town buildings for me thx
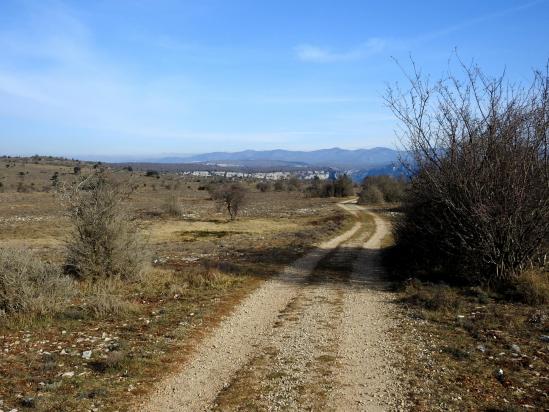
[179,170,331,180]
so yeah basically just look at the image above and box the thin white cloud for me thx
[296,0,547,64]
[295,38,386,63]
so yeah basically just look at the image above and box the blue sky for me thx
[0,0,548,157]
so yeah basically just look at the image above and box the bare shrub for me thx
[286,176,301,191]
[386,61,549,283]
[305,176,322,197]
[273,181,285,191]
[320,174,354,198]
[61,172,148,281]
[256,181,271,192]
[163,194,182,217]
[358,185,384,205]
[361,175,407,202]
[0,248,74,316]
[212,183,247,220]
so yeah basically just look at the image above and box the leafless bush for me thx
[386,60,549,283]
[286,176,302,191]
[273,181,285,191]
[320,174,354,198]
[163,194,182,217]
[60,172,148,281]
[358,185,384,205]
[361,175,407,203]
[211,183,247,220]
[256,181,271,192]
[0,248,74,316]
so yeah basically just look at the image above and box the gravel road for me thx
[141,202,407,411]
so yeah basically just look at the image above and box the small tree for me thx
[61,172,147,280]
[212,183,247,220]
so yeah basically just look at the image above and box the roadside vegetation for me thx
[384,61,549,410]
[0,157,352,411]
[358,175,407,205]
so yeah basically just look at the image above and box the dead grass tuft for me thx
[180,267,235,289]
[81,279,140,318]
[511,270,549,305]
[162,194,183,217]
[0,248,74,317]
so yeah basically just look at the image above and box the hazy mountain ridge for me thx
[157,147,402,169]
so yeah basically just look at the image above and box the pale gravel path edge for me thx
[140,203,362,412]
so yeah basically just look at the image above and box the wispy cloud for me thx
[296,0,547,64]
[295,38,386,63]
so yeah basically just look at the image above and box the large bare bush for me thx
[0,248,74,316]
[386,61,549,282]
[61,172,148,281]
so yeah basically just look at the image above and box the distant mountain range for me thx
[98,147,407,180]
[155,147,403,170]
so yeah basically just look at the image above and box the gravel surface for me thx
[331,209,408,411]
[141,202,406,411]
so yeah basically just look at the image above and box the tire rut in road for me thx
[211,224,371,411]
[141,220,363,412]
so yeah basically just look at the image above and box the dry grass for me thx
[80,279,141,318]
[397,280,549,410]
[162,194,183,217]
[511,270,549,305]
[379,209,549,411]
[0,248,74,317]
[0,156,352,411]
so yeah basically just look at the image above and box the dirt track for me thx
[141,202,407,411]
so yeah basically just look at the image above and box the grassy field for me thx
[0,156,353,411]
